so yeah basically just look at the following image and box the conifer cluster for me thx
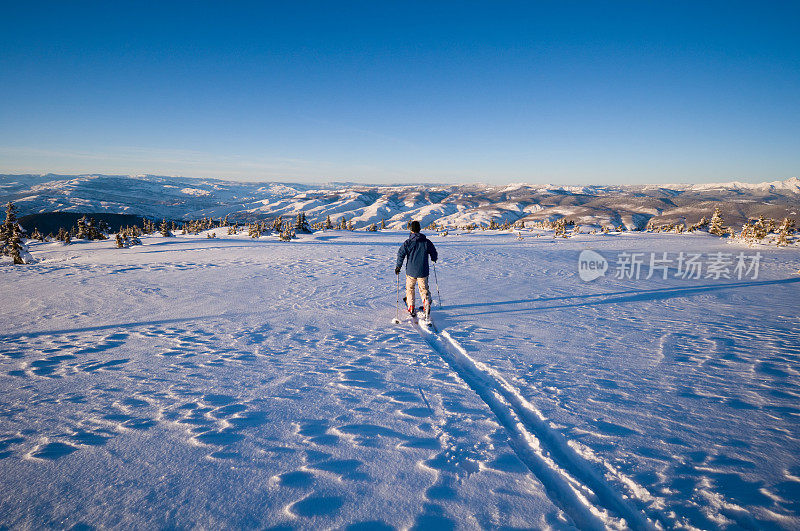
[738,215,796,246]
[115,226,142,248]
[72,216,109,240]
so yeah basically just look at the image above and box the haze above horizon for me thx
[1,2,798,185]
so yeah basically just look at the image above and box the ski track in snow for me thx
[413,318,655,530]
[1,229,800,529]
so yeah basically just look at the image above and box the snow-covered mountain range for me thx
[2,173,799,229]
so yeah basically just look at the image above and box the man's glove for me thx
[395,267,400,275]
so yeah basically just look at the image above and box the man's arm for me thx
[428,241,438,262]
[396,243,408,271]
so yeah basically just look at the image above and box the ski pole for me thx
[433,262,442,308]
[392,273,401,324]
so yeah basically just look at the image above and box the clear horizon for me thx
[2,2,798,185]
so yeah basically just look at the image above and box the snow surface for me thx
[1,229,799,529]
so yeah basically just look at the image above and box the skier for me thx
[395,220,438,319]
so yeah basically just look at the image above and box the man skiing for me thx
[395,220,438,319]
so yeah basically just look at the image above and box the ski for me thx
[403,296,436,329]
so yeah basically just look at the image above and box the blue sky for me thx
[1,1,798,184]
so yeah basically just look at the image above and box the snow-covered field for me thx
[2,229,799,529]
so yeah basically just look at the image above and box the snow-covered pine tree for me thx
[776,218,795,246]
[75,216,89,239]
[380,218,386,230]
[753,216,768,240]
[115,232,126,248]
[687,217,709,232]
[553,218,566,236]
[324,215,333,229]
[126,228,141,246]
[87,218,107,240]
[766,218,778,233]
[97,219,110,236]
[347,220,354,231]
[1,202,18,254]
[279,221,295,241]
[7,222,26,264]
[295,212,310,233]
[160,219,173,237]
[708,207,727,236]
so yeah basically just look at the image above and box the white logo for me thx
[578,250,608,281]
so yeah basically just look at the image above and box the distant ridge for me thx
[2,174,798,230]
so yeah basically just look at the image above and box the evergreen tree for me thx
[75,216,88,239]
[1,202,19,254]
[86,217,107,240]
[279,221,295,241]
[776,218,795,246]
[295,212,310,233]
[126,228,141,246]
[8,223,25,264]
[687,217,709,232]
[380,218,386,230]
[160,219,173,237]
[766,218,778,233]
[708,207,727,236]
[324,215,333,229]
[1,202,28,263]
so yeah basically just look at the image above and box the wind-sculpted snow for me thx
[1,229,799,528]
[2,174,799,229]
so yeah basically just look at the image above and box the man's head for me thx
[409,220,421,233]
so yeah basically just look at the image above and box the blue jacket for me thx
[397,232,438,278]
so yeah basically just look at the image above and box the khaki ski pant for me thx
[406,275,431,310]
